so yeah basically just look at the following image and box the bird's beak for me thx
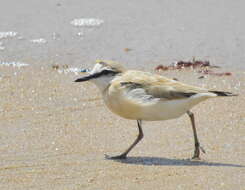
[74,71,101,82]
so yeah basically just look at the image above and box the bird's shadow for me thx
[106,156,245,167]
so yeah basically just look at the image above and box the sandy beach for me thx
[0,64,244,189]
[0,0,245,189]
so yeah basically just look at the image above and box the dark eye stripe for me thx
[87,70,119,80]
[101,70,120,75]
[74,69,120,82]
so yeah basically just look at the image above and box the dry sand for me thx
[0,64,244,189]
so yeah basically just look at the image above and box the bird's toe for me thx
[105,154,127,160]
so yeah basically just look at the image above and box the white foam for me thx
[52,32,61,40]
[77,31,84,37]
[70,18,104,27]
[30,38,47,44]
[0,41,5,50]
[0,31,17,39]
[17,36,24,40]
[0,61,29,68]
[57,67,81,75]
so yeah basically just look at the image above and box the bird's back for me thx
[111,70,209,98]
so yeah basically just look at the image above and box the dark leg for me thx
[187,111,205,159]
[106,120,144,159]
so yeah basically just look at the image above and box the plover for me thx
[75,60,237,159]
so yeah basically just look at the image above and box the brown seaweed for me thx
[155,59,231,77]
[155,59,220,71]
[198,69,232,76]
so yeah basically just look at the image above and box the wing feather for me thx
[113,70,208,100]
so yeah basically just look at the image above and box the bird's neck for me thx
[91,75,115,92]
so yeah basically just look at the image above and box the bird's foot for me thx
[105,154,127,160]
[200,146,206,154]
[192,145,206,160]
[191,155,201,160]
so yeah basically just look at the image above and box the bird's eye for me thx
[101,69,116,75]
[99,61,106,65]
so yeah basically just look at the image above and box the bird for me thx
[74,60,237,160]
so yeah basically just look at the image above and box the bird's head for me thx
[74,60,125,91]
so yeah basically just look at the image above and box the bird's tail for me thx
[209,91,238,97]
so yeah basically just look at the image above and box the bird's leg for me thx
[107,120,144,159]
[187,111,205,159]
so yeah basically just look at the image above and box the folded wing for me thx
[118,71,208,100]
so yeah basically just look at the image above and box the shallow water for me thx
[0,0,245,69]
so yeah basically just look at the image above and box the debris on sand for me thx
[52,64,59,70]
[0,61,29,68]
[155,65,170,71]
[51,64,86,75]
[124,48,132,52]
[52,64,68,70]
[173,60,211,69]
[155,59,220,71]
[155,58,232,77]
[198,69,232,76]
[198,76,206,79]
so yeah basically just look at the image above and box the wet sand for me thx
[1,0,245,69]
[0,64,244,189]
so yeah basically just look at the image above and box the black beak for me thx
[74,69,119,82]
[74,72,102,82]
[74,75,94,82]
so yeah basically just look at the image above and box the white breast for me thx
[103,89,216,121]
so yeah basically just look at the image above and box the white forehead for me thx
[89,63,103,74]
[89,63,110,74]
